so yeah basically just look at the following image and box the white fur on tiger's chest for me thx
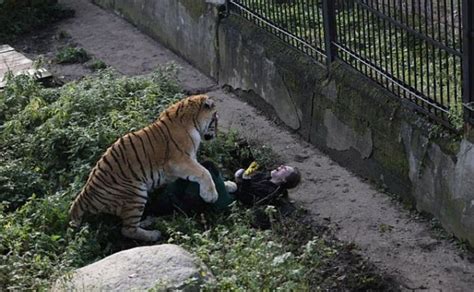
[189,128,201,156]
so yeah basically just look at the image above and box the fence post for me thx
[322,0,337,66]
[462,0,474,124]
[225,0,230,15]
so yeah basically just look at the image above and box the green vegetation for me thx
[448,98,464,131]
[56,30,71,40]
[55,46,90,64]
[160,207,393,290]
[244,1,462,120]
[0,67,182,290]
[87,59,108,71]
[0,67,393,290]
[0,0,74,41]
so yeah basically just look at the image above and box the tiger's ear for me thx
[204,98,215,109]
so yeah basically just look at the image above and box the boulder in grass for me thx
[53,244,213,291]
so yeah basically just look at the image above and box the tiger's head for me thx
[188,94,218,141]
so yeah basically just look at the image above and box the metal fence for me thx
[228,0,474,128]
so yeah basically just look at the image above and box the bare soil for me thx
[10,0,474,290]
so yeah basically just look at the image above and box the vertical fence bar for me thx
[322,0,337,65]
[222,0,230,18]
[462,0,474,123]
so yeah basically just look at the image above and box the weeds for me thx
[55,46,90,64]
[153,206,395,291]
[56,30,71,40]
[448,98,465,131]
[0,66,183,290]
[87,59,107,71]
[1,66,181,210]
[0,66,395,290]
[0,1,74,41]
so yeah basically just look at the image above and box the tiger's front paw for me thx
[200,187,219,203]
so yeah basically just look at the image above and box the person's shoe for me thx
[224,180,237,193]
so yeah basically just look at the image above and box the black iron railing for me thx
[228,0,473,128]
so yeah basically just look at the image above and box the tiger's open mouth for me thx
[204,112,218,140]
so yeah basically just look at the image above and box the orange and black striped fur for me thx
[69,95,219,241]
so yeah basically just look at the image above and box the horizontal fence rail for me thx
[228,0,473,129]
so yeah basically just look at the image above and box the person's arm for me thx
[235,173,278,206]
[234,168,245,183]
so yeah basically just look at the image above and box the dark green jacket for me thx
[145,161,235,216]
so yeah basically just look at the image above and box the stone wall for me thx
[93,0,474,246]
[93,0,221,78]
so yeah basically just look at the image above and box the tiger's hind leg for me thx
[139,216,158,228]
[119,195,161,242]
[121,207,161,241]
[121,225,161,242]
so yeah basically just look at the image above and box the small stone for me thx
[294,153,309,162]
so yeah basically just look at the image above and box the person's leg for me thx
[146,161,235,216]
[144,189,176,217]
[197,160,235,210]
[224,181,237,193]
[201,160,220,176]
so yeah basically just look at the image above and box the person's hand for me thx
[234,168,245,182]
[244,161,259,176]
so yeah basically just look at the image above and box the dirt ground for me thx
[11,0,474,290]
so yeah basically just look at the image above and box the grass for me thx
[55,46,90,64]
[155,206,395,291]
[0,66,183,290]
[87,59,108,71]
[239,0,462,120]
[0,0,74,42]
[0,67,396,290]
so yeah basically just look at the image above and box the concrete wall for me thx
[93,0,474,246]
[93,0,221,78]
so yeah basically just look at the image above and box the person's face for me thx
[270,165,295,185]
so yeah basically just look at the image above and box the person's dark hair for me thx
[281,167,301,189]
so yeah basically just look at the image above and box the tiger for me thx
[69,94,219,241]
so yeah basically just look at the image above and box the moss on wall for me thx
[179,0,208,21]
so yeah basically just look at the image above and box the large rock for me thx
[53,244,213,291]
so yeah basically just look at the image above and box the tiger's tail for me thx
[68,192,85,228]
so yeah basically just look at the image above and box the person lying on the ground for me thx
[144,161,301,217]
[232,162,301,207]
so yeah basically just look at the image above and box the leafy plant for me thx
[87,59,107,71]
[0,66,183,290]
[0,1,74,41]
[152,206,394,291]
[0,66,182,209]
[56,30,70,40]
[55,46,90,64]
[448,98,464,131]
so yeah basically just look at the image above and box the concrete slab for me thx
[0,45,51,88]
